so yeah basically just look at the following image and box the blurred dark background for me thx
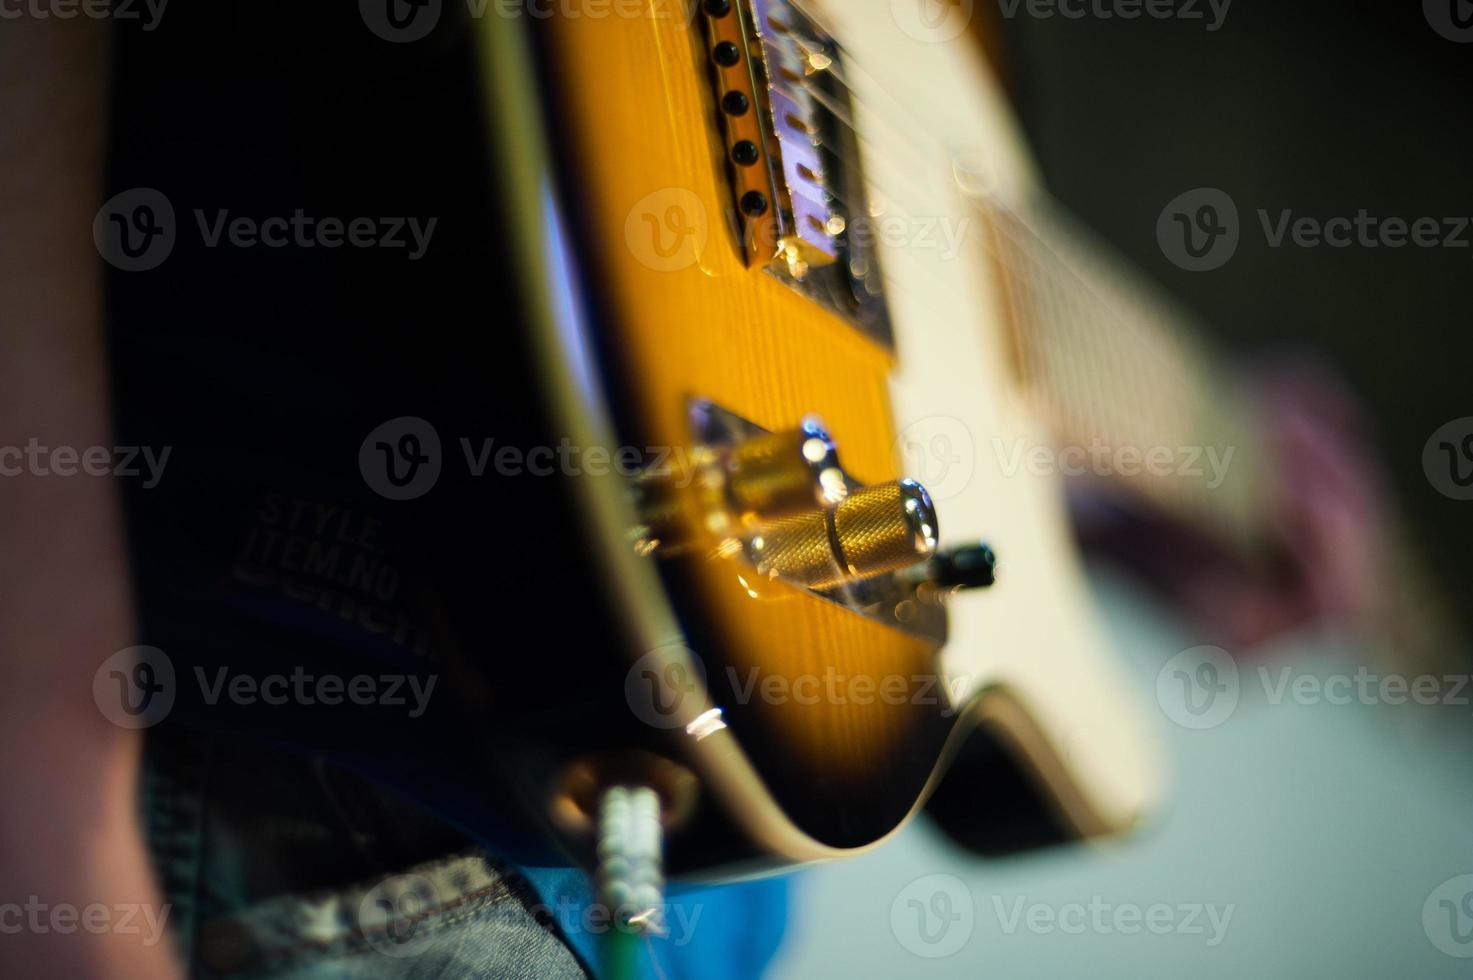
[993,0,1472,622]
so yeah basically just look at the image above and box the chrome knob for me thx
[725,418,846,519]
[834,478,938,577]
[753,478,939,590]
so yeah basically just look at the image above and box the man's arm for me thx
[0,18,180,979]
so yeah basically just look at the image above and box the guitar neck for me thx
[984,199,1276,555]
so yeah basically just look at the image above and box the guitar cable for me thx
[596,785,666,980]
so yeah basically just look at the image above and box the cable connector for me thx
[596,785,666,939]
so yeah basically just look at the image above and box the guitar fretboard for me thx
[983,200,1273,553]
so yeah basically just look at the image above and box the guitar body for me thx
[484,0,1159,861]
[108,0,1158,881]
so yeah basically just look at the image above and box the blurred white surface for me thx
[771,571,1473,978]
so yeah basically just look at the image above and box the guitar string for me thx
[756,10,1184,340]
[742,6,1101,317]
[722,3,1271,523]
[797,31,1234,398]
[792,11,1268,523]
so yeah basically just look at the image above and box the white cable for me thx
[596,786,667,938]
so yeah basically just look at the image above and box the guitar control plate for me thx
[683,399,945,643]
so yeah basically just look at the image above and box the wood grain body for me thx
[529,0,1160,855]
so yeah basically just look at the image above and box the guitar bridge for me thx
[700,0,892,346]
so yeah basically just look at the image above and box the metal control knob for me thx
[725,418,846,519]
[752,478,939,590]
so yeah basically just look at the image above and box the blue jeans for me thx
[140,726,788,979]
[141,725,590,979]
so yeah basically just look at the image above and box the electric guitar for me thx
[110,0,1452,895]
[480,0,1169,863]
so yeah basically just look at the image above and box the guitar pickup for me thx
[700,0,842,274]
[699,0,892,345]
